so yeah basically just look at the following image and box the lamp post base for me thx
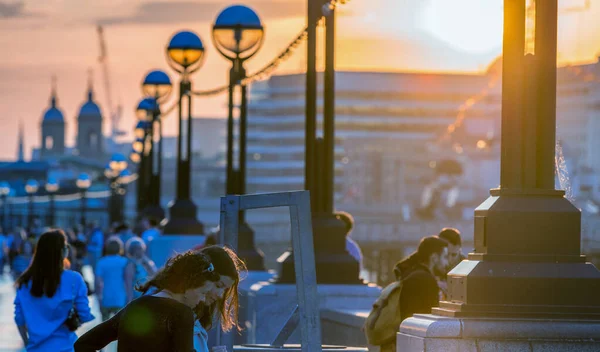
[143,204,166,222]
[398,314,600,352]
[436,190,600,319]
[237,221,265,271]
[276,212,362,284]
[162,198,204,235]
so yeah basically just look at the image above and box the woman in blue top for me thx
[14,229,95,352]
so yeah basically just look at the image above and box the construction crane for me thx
[97,25,125,144]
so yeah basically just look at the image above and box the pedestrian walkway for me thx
[0,267,105,352]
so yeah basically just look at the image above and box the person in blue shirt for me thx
[14,229,94,352]
[86,225,104,272]
[0,227,8,274]
[95,236,132,321]
[140,217,161,244]
[11,228,34,280]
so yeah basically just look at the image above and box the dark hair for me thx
[335,211,354,232]
[114,223,129,233]
[138,245,246,332]
[416,236,448,263]
[105,237,124,255]
[205,234,217,247]
[438,228,461,246]
[15,229,67,297]
[147,217,159,227]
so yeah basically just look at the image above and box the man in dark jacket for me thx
[399,236,448,321]
[437,228,465,300]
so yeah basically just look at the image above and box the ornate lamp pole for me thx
[430,0,600,318]
[76,173,91,227]
[212,5,265,270]
[25,179,39,229]
[278,0,360,283]
[45,177,59,226]
[140,72,173,220]
[162,30,205,235]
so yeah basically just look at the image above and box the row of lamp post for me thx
[0,173,90,230]
[1,152,135,231]
[127,3,353,278]
[130,5,265,259]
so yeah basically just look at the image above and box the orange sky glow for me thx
[0,0,599,159]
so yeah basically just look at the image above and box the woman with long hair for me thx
[74,245,246,352]
[14,229,95,352]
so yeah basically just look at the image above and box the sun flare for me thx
[419,0,504,54]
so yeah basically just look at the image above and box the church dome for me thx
[43,99,65,123]
[78,89,102,120]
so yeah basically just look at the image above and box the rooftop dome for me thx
[42,83,65,124]
[78,88,102,120]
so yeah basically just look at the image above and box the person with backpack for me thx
[365,236,448,352]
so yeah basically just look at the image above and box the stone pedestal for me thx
[146,235,205,268]
[244,282,381,344]
[397,314,600,352]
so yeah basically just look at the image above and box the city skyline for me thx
[1,0,599,159]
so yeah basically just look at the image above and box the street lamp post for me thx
[429,0,600,318]
[0,182,10,231]
[76,173,91,227]
[278,1,360,283]
[25,179,39,229]
[162,30,205,235]
[132,121,148,215]
[140,72,173,220]
[45,177,59,226]
[213,5,265,270]
[106,154,128,224]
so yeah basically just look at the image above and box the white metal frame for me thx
[218,190,322,352]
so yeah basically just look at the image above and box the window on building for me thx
[45,136,54,150]
[89,133,98,149]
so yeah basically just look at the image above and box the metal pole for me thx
[176,80,186,200]
[137,134,147,215]
[535,0,558,189]
[49,194,55,226]
[226,67,235,195]
[323,9,336,214]
[80,191,86,227]
[28,194,33,228]
[157,114,163,207]
[305,0,318,209]
[239,67,248,219]
[1,195,6,230]
[500,0,526,189]
[185,80,193,200]
[147,117,156,207]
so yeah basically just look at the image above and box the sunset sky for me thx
[1,0,599,159]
